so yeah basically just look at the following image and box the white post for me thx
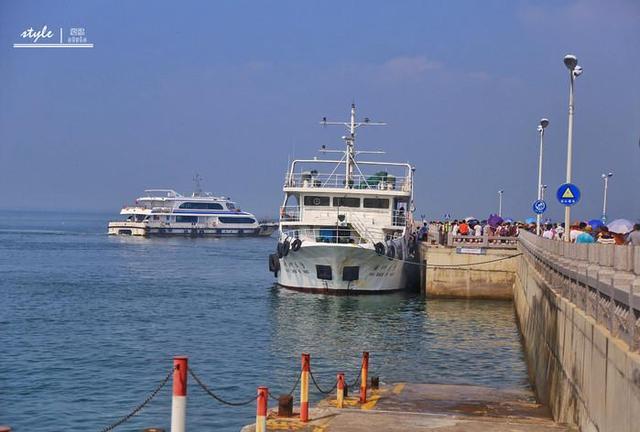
[498,190,503,217]
[602,173,612,223]
[171,357,188,432]
[563,55,581,242]
[536,120,548,236]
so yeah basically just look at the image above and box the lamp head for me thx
[540,118,549,128]
[572,65,583,77]
[564,54,578,70]
[608,172,613,177]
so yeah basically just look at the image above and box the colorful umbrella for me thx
[607,219,634,234]
[588,219,604,229]
[487,214,503,228]
[525,217,536,224]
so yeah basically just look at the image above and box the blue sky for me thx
[0,0,638,221]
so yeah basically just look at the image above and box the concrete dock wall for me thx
[421,244,519,299]
[514,231,640,432]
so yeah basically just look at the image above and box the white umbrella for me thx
[607,218,634,234]
[464,216,477,222]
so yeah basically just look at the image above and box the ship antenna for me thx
[193,173,204,196]
[319,104,386,188]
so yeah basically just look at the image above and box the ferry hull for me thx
[108,222,276,237]
[276,244,409,293]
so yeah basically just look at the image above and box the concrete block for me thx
[614,246,632,272]
[605,340,631,432]
[588,244,599,264]
[598,244,614,267]
[634,246,640,276]
[577,244,588,261]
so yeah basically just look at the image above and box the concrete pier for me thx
[420,236,519,299]
[241,382,574,431]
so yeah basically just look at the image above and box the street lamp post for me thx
[601,172,613,223]
[536,118,549,235]
[498,190,504,217]
[563,54,583,242]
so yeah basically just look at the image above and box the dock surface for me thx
[242,382,575,431]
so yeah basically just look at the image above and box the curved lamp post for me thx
[601,172,613,223]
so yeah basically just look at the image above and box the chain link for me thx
[188,367,258,407]
[309,370,338,395]
[99,367,174,432]
[268,371,301,401]
[348,362,363,388]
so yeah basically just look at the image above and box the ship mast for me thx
[320,104,386,188]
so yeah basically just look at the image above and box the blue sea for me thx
[0,210,529,431]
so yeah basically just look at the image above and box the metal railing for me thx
[284,172,411,192]
[446,233,518,249]
[282,228,368,245]
[518,230,640,351]
[280,206,301,222]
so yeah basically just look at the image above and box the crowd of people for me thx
[412,218,640,246]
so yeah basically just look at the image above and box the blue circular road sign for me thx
[532,199,547,214]
[556,183,581,206]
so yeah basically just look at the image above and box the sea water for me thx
[0,210,529,431]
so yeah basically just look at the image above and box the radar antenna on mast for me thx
[319,104,386,188]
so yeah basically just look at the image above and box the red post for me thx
[256,387,268,432]
[171,356,188,432]
[359,352,369,403]
[336,373,345,408]
[300,353,310,422]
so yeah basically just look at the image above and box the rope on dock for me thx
[99,366,174,432]
[425,253,523,268]
[188,367,258,406]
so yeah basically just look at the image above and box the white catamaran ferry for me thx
[268,104,415,293]
[108,180,276,237]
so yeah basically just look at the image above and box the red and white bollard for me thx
[300,353,310,422]
[171,356,188,432]
[336,373,345,408]
[255,387,268,432]
[359,352,369,403]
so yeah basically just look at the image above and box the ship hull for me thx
[107,222,276,237]
[276,243,409,293]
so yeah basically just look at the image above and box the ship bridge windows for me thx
[303,196,330,206]
[332,197,360,207]
[219,217,256,224]
[176,215,198,223]
[226,202,236,210]
[363,198,390,209]
[179,202,224,210]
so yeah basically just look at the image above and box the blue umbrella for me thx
[588,219,604,229]
[525,217,536,224]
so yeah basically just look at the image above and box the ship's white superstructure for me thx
[108,182,275,237]
[268,104,415,293]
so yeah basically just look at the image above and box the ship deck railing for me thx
[282,228,369,245]
[284,172,411,192]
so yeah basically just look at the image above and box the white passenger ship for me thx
[268,104,415,293]
[108,184,276,237]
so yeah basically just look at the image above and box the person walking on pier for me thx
[626,224,640,246]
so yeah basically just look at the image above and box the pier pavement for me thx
[241,382,574,431]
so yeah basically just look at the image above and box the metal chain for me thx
[309,370,338,395]
[349,362,363,388]
[268,371,301,401]
[99,367,174,432]
[188,368,257,407]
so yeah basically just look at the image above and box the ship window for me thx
[303,196,330,206]
[363,198,390,209]
[179,202,224,210]
[316,265,332,280]
[333,197,360,207]
[176,215,198,223]
[218,217,256,224]
[226,202,236,210]
[343,266,359,281]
